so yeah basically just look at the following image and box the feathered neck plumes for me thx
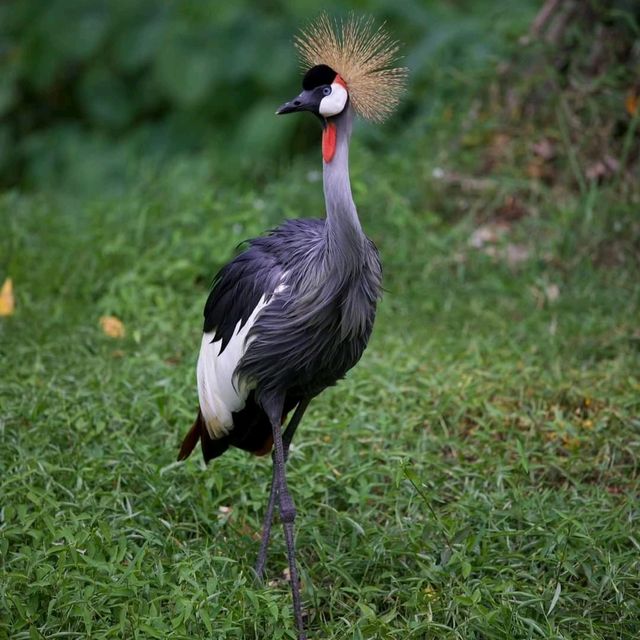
[294,13,408,123]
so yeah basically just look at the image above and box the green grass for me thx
[1,133,639,639]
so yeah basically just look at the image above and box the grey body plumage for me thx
[237,214,381,405]
[187,103,381,461]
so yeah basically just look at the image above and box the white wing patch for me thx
[197,280,287,440]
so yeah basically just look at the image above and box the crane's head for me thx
[276,64,348,122]
[276,14,407,124]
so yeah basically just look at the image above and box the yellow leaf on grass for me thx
[0,278,15,316]
[626,91,638,116]
[562,435,581,451]
[100,315,125,338]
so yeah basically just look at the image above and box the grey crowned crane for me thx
[178,15,406,639]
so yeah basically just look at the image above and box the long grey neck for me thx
[323,104,366,267]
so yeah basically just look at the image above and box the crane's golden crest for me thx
[294,13,408,123]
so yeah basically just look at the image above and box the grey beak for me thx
[276,90,317,115]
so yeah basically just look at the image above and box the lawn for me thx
[2,3,640,638]
[1,135,639,639]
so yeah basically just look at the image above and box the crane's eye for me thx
[322,86,332,96]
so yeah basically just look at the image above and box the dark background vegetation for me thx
[1,1,639,638]
[1,0,636,194]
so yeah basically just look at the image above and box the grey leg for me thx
[257,397,310,640]
[255,399,310,580]
[271,416,306,639]
[255,463,278,580]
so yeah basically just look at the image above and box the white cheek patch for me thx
[319,83,348,117]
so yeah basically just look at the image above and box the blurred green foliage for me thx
[0,0,537,189]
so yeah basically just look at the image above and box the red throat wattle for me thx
[322,121,337,163]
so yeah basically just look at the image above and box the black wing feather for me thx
[203,244,284,352]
